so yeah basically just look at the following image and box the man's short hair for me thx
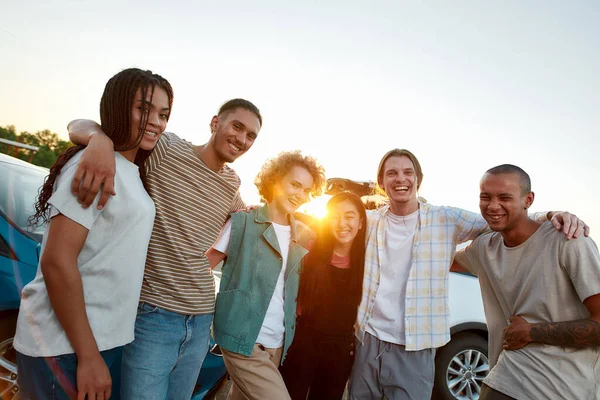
[485,164,532,194]
[218,98,262,127]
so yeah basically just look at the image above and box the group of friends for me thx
[13,67,600,400]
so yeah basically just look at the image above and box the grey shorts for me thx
[348,332,436,400]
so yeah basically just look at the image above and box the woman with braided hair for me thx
[14,68,173,400]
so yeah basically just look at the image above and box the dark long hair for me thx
[30,68,174,226]
[298,192,367,317]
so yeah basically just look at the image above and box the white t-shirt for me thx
[14,151,155,357]
[367,209,418,344]
[212,219,291,348]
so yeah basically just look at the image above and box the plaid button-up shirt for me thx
[356,202,488,351]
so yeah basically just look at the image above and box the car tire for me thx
[0,310,17,343]
[432,332,489,400]
[0,311,18,400]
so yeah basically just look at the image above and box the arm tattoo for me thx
[529,319,600,348]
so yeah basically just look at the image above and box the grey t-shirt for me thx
[455,221,600,399]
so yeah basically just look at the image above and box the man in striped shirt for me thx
[68,99,262,399]
[348,148,588,400]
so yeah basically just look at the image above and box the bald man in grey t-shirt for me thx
[453,164,600,400]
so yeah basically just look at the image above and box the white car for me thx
[433,271,488,400]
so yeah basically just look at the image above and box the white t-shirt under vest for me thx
[212,219,291,348]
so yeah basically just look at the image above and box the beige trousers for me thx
[222,344,291,400]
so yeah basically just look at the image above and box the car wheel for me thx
[0,311,19,399]
[0,338,18,399]
[433,332,489,400]
[0,311,18,344]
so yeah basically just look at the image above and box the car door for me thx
[0,215,40,312]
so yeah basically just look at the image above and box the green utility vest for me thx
[213,205,313,361]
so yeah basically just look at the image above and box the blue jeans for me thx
[121,302,213,400]
[16,347,121,400]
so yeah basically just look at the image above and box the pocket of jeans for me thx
[137,302,159,316]
[54,353,77,363]
[54,353,78,382]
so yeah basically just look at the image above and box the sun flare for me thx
[298,195,332,219]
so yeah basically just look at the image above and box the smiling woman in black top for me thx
[280,192,366,400]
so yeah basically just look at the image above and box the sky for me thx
[1,0,599,238]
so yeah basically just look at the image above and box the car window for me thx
[0,160,48,241]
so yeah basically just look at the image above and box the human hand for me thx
[550,212,590,240]
[241,204,260,213]
[71,133,116,210]
[76,353,112,400]
[503,315,532,350]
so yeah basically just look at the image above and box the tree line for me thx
[0,125,72,168]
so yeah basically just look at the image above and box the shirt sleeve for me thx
[228,191,246,214]
[453,244,481,275]
[49,156,103,230]
[145,132,172,176]
[211,219,233,255]
[365,209,378,231]
[530,211,549,222]
[449,207,490,243]
[560,236,600,302]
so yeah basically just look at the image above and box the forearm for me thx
[205,248,226,269]
[530,318,600,348]
[450,260,467,273]
[528,211,551,222]
[292,211,319,229]
[43,260,100,359]
[67,119,105,146]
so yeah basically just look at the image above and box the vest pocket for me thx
[214,288,253,340]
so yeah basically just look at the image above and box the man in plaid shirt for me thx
[348,149,587,400]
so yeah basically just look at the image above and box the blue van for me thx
[0,153,227,399]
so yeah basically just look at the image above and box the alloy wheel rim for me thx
[0,338,19,399]
[446,348,489,400]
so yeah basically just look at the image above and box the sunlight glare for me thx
[298,195,331,219]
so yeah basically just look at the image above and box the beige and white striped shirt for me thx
[139,132,244,315]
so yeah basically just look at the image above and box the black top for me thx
[300,259,357,335]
